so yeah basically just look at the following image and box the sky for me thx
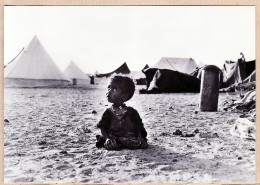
[4,6,255,74]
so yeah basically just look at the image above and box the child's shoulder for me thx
[102,107,112,114]
[126,106,139,113]
[103,106,117,114]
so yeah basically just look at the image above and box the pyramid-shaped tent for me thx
[149,57,199,75]
[4,36,69,87]
[96,62,131,78]
[64,60,90,85]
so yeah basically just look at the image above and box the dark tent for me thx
[142,64,149,71]
[141,68,201,93]
[222,58,256,88]
[96,62,131,78]
[244,60,255,77]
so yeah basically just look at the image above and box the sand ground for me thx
[4,85,255,183]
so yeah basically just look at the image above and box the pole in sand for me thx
[199,65,221,112]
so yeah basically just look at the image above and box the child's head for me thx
[106,75,135,104]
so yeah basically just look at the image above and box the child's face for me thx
[106,80,125,104]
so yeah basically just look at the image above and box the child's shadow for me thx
[128,144,239,181]
[128,144,185,168]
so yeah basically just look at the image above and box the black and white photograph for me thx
[3,5,256,183]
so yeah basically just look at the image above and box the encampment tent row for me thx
[4,36,70,87]
[64,60,90,85]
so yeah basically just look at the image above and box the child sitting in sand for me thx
[96,75,148,150]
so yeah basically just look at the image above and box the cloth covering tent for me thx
[142,64,149,70]
[64,60,90,85]
[223,60,236,76]
[244,60,255,77]
[149,57,199,75]
[96,62,130,78]
[222,58,255,88]
[142,68,201,93]
[4,36,69,87]
[141,57,201,93]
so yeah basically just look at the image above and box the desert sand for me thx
[4,84,255,183]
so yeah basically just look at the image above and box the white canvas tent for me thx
[64,60,90,85]
[150,57,199,75]
[4,36,70,87]
[129,71,146,79]
[129,64,148,80]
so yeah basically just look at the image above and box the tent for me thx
[222,58,255,88]
[244,60,255,77]
[149,57,199,75]
[141,68,201,93]
[96,62,130,78]
[223,60,236,74]
[141,57,200,93]
[129,64,149,85]
[4,36,69,87]
[64,60,90,85]
[142,64,149,71]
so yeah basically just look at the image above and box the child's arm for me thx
[100,128,119,150]
[130,107,148,141]
[137,131,146,145]
[100,127,111,139]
